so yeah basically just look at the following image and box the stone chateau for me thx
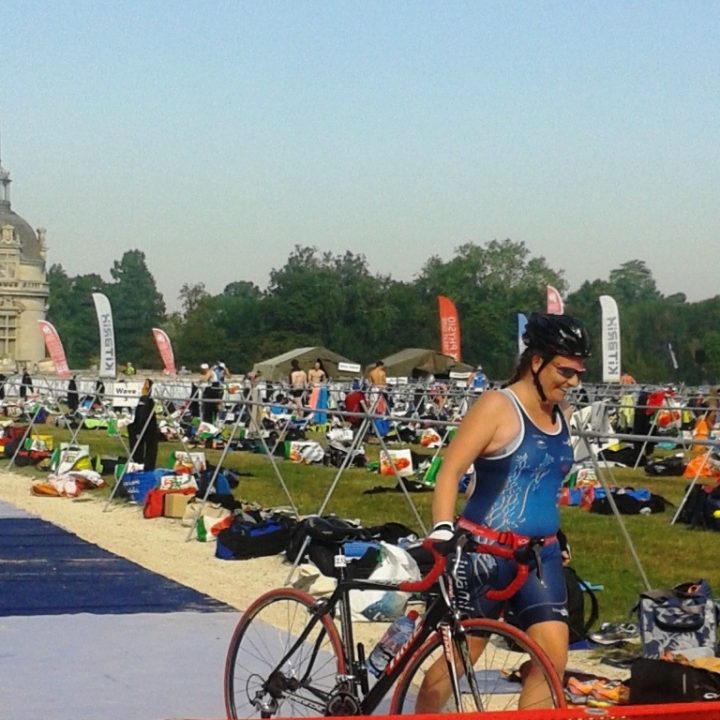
[0,155,49,367]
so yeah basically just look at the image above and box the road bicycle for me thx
[224,530,566,717]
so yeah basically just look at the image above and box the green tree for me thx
[47,264,107,368]
[263,246,392,364]
[178,282,209,318]
[608,260,660,305]
[417,239,565,378]
[105,250,166,368]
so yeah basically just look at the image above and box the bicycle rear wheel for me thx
[391,618,566,713]
[224,588,346,719]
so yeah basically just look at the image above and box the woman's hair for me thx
[502,348,535,387]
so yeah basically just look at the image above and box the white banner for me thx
[92,292,117,379]
[599,295,621,383]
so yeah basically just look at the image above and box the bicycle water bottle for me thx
[367,610,418,678]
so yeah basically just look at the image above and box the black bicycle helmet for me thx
[523,312,591,359]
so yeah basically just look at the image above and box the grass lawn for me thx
[7,422,717,625]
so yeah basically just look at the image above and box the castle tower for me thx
[0,151,49,366]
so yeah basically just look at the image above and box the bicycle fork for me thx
[440,551,485,713]
[443,621,486,712]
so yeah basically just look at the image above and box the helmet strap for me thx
[531,357,551,403]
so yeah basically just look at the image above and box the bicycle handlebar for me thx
[397,532,538,601]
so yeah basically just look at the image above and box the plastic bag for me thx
[350,542,420,622]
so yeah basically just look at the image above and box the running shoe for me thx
[589,622,639,645]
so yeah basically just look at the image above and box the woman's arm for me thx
[431,390,511,526]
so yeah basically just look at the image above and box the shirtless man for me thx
[367,360,386,386]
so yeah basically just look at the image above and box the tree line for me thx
[46,242,720,385]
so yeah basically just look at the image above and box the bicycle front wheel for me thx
[224,588,346,719]
[391,618,566,713]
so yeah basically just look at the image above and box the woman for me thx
[128,379,160,470]
[423,313,590,711]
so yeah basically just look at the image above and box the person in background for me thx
[307,358,328,384]
[206,361,229,421]
[19,366,33,401]
[620,369,636,385]
[367,360,386,387]
[124,361,136,376]
[66,374,79,414]
[423,313,591,711]
[213,361,231,383]
[199,362,215,423]
[188,382,201,419]
[691,404,716,455]
[128,379,160,470]
[288,359,308,411]
[0,373,6,416]
[468,364,489,394]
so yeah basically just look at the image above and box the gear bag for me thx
[634,580,719,659]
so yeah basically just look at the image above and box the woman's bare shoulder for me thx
[472,387,515,412]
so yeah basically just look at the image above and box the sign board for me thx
[337,362,362,374]
[106,381,142,408]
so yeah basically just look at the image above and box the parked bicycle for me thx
[224,529,566,717]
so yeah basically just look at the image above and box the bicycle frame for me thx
[254,559,473,716]
[245,534,552,716]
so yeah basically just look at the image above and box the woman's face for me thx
[533,354,585,403]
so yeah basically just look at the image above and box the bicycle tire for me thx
[224,588,346,719]
[390,618,566,713]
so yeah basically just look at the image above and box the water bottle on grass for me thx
[367,610,419,677]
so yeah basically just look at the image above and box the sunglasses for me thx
[552,363,586,380]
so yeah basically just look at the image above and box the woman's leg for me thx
[522,620,568,709]
[414,634,487,713]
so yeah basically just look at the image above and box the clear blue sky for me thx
[3,1,718,310]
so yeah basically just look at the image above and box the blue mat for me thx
[0,514,232,616]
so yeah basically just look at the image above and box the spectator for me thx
[20,366,33,401]
[307,358,328,384]
[66,375,79,413]
[199,362,216,423]
[0,373,6,416]
[128,379,160,470]
[289,359,308,410]
[692,405,716,455]
[620,369,636,385]
[367,360,387,387]
[467,364,489,394]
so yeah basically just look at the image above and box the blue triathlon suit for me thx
[456,389,574,629]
